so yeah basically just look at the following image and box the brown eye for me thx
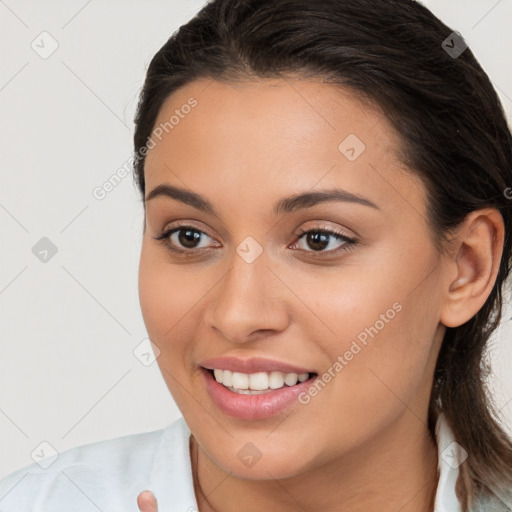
[303,232,331,251]
[154,225,218,255]
[294,229,355,253]
[176,228,203,249]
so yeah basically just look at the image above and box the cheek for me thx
[138,246,169,339]
[138,241,218,389]
[319,297,439,435]
[307,255,441,418]
[138,244,199,406]
[138,242,199,341]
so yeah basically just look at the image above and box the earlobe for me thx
[440,208,504,328]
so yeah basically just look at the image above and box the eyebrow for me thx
[145,184,380,216]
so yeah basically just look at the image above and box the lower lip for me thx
[201,368,316,421]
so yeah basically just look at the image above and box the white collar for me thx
[434,412,463,511]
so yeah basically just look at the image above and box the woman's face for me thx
[138,78,448,479]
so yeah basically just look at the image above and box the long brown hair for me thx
[132,1,512,509]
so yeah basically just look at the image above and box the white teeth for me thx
[231,372,249,389]
[284,373,298,386]
[223,370,233,387]
[212,369,311,392]
[249,372,269,390]
[229,388,270,395]
[269,371,284,389]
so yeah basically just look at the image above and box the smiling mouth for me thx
[206,368,317,394]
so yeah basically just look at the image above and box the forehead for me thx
[143,78,426,221]
[145,77,391,168]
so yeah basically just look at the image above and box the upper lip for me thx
[200,356,315,375]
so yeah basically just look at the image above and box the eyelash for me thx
[153,225,358,259]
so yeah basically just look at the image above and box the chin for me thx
[199,436,315,481]
[228,455,310,481]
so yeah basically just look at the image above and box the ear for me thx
[440,208,504,328]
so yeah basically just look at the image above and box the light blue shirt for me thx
[0,413,462,511]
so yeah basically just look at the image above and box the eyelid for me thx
[291,218,358,244]
[157,219,216,239]
[293,220,356,239]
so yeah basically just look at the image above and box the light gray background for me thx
[1,0,511,480]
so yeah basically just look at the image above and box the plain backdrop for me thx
[1,0,511,480]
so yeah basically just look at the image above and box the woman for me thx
[1,0,511,511]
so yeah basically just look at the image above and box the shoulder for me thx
[0,416,196,512]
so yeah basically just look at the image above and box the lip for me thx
[200,366,317,421]
[199,356,314,375]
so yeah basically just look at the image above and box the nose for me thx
[205,248,290,344]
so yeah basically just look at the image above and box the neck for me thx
[190,413,439,512]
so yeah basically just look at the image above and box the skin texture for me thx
[137,78,504,512]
